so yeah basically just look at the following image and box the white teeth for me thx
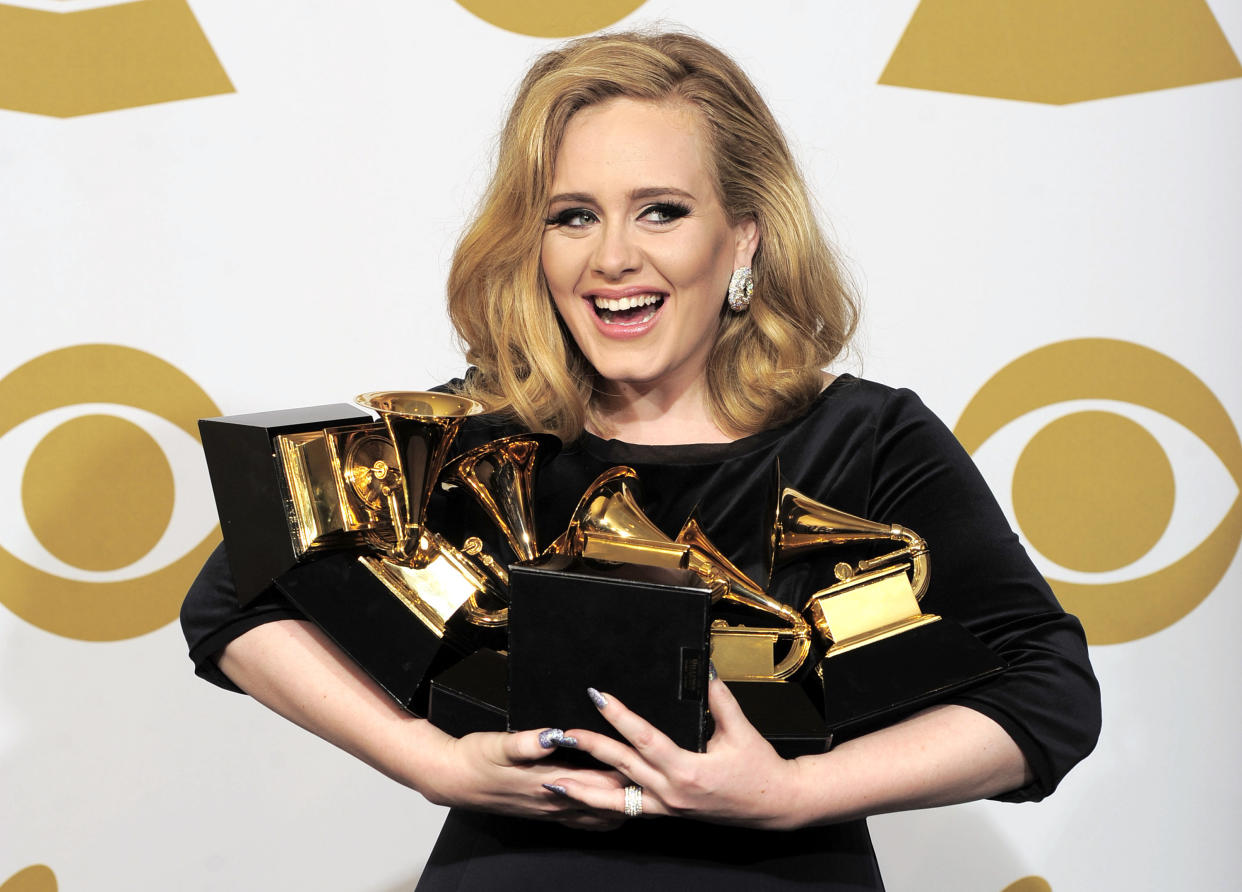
[593,294,662,312]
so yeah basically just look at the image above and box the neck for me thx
[589,376,734,445]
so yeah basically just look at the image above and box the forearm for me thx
[786,704,1033,827]
[217,619,455,801]
[216,618,625,828]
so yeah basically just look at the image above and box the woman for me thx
[182,30,1100,890]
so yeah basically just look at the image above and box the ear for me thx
[732,216,760,268]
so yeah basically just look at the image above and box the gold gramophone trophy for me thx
[439,432,561,625]
[772,486,935,656]
[200,391,558,714]
[770,482,1004,741]
[422,432,564,737]
[507,465,718,754]
[547,466,812,683]
[521,467,826,756]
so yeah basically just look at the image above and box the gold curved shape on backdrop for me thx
[955,338,1241,644]
[0,344,221,640]
[0,864,57,892]
[454,0,647,38]
[0,0,234,117]
[1013,411,1175,573]
[23,413,176,572]
[880,0,1242,104]
[1000,876,1053,892]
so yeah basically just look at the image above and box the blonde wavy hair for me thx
[447,30,858,440]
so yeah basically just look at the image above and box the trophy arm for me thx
[852,526,931,602]
[728,588,813,680]
[899,527,931,601]
[771,625,813,681]
[430,532,511,628]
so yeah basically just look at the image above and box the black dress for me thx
[181,376,1101,891]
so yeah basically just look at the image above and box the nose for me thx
[591,221,641,280]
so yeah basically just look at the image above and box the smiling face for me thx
[540,97,758,402]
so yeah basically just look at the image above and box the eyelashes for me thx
[543,201,693,228]
[641,201,691,223]
[545,207,598,227]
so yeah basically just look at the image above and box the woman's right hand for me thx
[218,619,625,831]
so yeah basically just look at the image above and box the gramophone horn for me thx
[354,391,484,566]
[676,511,812,681]
[546,466,691,569]
[770,483,930,601]
[441,433,560,562]
[675,511,767,599]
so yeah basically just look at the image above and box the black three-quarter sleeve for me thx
[180,541,303,692]
[862,387,1101,802]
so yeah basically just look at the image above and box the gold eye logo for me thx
[0,344,221,641]
[453,0,647,38]
[955,339,1241,644]
[880,0,1242,104]
[0,0,233,118]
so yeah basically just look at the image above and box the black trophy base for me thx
[508,555,712,754]
[429,648,508,737]
[821,617,1005,745]
[199,403,370,605]
[727,681,831,758]
[274,552,470,716]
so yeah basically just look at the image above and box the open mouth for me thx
[592,294,665,326]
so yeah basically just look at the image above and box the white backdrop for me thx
[2,2,1239,890]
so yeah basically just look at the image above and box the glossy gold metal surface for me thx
[807,563,941,657]
[276,423,394,557]
[442,433,559,562]
[676,513,811,681]
[771,485,930,601]
[271,391,549,639]
[441,433,561,628]
[556,467,695,568]
[349,391,530,635]
[549,466,684,561]
[710,621,784,680]
[768,483,943,657]
[330,423,398,523]
[360,534,488,638]
[355,391,484,565]
[275,430,348,556]
[580,532,690,569]
[549,469,811,681]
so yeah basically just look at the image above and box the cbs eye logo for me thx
[0,344,220,641]
[956,338,1241,645]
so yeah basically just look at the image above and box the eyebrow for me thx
[546,186,697,205]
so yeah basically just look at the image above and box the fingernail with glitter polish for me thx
[707,661,718,682]
[587,687,608,709]
[557,735,578,749]
[539,728,564,748]
[543,783,569,797]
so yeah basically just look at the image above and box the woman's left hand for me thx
[547,672,809,830]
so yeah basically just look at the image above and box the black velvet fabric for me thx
[180,375,1101,890]
[420,810,884,891]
